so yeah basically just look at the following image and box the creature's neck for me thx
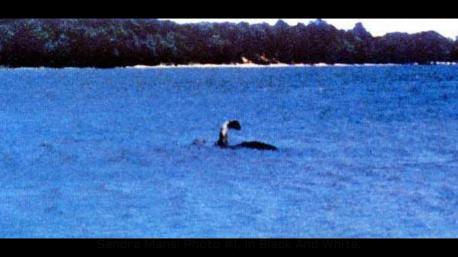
[217,121,229,147]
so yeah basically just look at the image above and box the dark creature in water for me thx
[215,120,278,151]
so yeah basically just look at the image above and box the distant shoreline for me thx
[128,62,458,69]
[2,62,458,69]
[2,19,457,68]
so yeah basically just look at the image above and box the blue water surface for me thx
[0,65,457,237]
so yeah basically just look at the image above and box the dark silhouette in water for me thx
[215,120,278,151]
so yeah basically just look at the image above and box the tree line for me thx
[0,19,457,67]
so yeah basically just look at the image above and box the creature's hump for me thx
[238,141,278,151]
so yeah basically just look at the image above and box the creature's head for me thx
[227,120,241,130]
[217,120,241,147]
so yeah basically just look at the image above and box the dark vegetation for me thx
[1,19,458,67]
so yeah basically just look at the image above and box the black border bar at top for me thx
[1,0,457,19]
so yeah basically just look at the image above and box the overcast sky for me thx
[163,19,458,39]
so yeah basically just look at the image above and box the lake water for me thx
[0,65,457,237]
